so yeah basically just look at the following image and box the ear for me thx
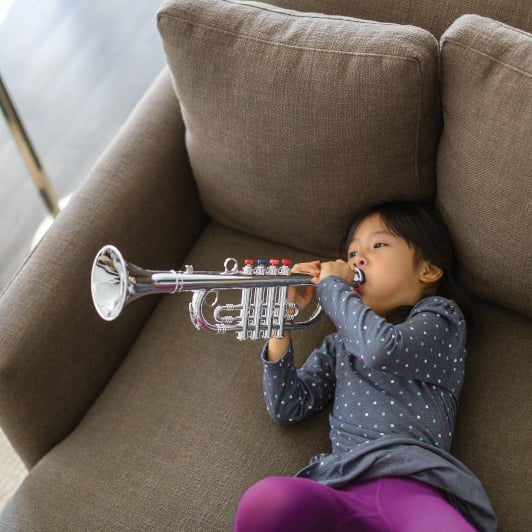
[418,261,443,284]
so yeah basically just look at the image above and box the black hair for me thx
[342,201,474,327]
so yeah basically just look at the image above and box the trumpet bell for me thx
[91,245,129,321]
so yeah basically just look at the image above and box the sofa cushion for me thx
[437,15,532,317]
[451,300,532,532]
[157,0,440,257]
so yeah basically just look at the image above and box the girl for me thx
[234,202,496,532]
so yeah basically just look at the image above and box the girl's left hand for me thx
[319,260,354,285]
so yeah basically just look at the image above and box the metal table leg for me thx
[0,73,59,217]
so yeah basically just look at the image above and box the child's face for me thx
[347,213,432,317]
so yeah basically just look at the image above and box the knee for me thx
[234,477,301,532]
[237,477,292,516]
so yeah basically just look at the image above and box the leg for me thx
[372,477,477,532]
[234,476,378,532]
[234,475,476,531]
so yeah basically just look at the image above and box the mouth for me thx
[352,268,365,294]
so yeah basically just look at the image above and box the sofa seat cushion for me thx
[437,15,532,317]
[0,223,334,531]
[451,300,532,532]
[157,0,440,257]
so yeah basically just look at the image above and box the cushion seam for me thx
[441,38,532,78]
[458,15,532,39]
[224,0,423,32]
[158,13,425,63]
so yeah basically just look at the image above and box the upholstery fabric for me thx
[157,0,441,257]
[451,300,532,532]
[437,15,532,318]
[265,0,532,37]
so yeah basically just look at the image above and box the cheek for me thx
[388,249,417,270]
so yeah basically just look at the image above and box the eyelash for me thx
[349,243,387,258]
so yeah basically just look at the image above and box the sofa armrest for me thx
[0,67,207,467]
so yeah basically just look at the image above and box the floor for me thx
[0,0,165,512]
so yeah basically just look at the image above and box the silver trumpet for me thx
[91,245,365,341]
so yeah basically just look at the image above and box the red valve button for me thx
[282,259,292,266]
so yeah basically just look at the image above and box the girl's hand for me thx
[318,260,354,285]
[291,260,321,279]
[288,261,321,312]
[267,260,321,362]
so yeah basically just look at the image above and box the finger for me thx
[292,261,321,276]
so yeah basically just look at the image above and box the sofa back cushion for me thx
[437,15,532,317]
[265,0,532,37]
[157,0,440,257]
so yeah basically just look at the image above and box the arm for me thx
[316,276,466,393]
[262,335,337,424]
[0,68,208,467]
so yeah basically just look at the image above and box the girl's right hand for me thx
[288,261,321,312]
[267,260,321,362]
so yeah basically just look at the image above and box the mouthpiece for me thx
[352,268,365,287]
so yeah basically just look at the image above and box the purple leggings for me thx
[234,476,476,531]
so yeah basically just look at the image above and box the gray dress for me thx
[262,276,496,531]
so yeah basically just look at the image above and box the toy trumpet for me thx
[91,245,365,341]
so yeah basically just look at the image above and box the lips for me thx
[352,268,366,294]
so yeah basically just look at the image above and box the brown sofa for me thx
[1,0,531,530]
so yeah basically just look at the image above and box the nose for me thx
[354,256,365,267]
[350,255,366,269]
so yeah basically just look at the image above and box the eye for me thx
[348,251,358,259]
[373,242,388,249]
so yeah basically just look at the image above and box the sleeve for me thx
[316,276,467,394]
[261,336,337,423]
